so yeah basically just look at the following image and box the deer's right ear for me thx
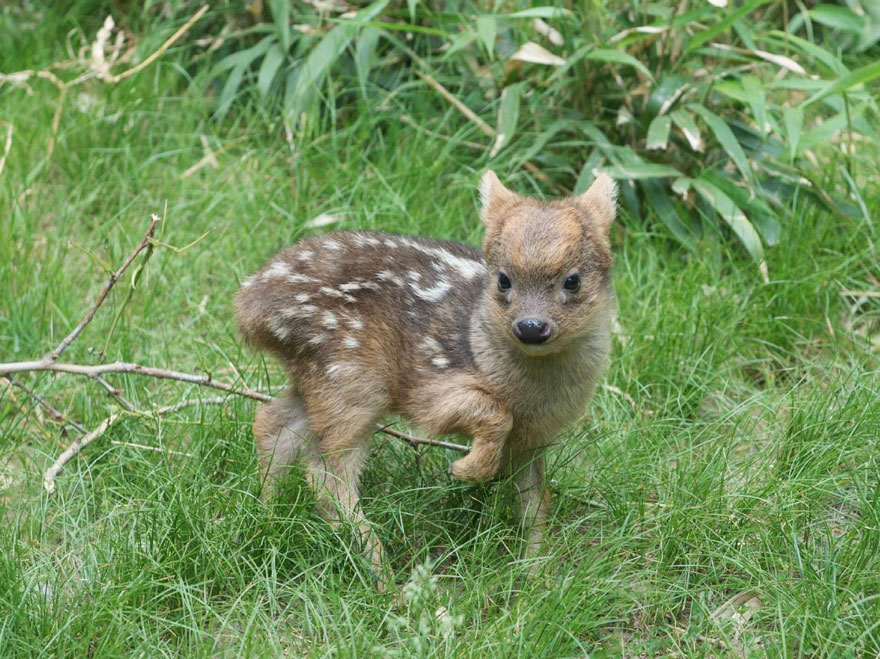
[479,170,515,230]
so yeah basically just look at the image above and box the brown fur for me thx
[235,172,617,586]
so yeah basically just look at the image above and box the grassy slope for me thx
[1,7,879,657]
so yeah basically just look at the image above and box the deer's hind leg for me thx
[253,388,314,500]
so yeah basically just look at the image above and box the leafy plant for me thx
[204,1,880,271]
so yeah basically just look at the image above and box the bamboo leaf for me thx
[691,177,764,260]
[686,0,773,52]
[505,7,572,19]
[781,106,803,161]
[646,115,672,150]
[800,60,880,107]
[476,15,497,56]
[257,43,285,97]
[270,0,291,52]
[688,103,752,181]
[670,109,703,151]
[598,163,682,179]
[585,48,653,80]
[808,5,865,34]
[491,83,523,157]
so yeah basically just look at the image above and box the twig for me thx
[2,213,467,493]
[376,425,469,453]
[48,214,160,362]
[43,395,226,493]
[840,290,880,299]
[416,71,495,138]
[2,376,87,434]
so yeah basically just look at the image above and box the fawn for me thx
[235,171,617,585]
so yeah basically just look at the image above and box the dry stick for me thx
[43,396,226,493]
[3,376,87,434]
[3,212,467,491]
[50,214,160,361]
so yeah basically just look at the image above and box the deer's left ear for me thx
[573,173,617,234]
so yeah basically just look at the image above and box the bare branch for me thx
[376,425,469,453]
[47,214,161,362]
[43,395,227,493]
[3,376,87,434]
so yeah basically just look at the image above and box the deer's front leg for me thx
[511,450,550,561]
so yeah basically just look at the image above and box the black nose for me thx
[514,318,551,344]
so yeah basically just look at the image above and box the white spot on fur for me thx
[323,239,342,251]
[413,279,452,302]
[296,250,314,261]
[431,356,450,369]
[300,304,319,314]
[269,317,291,341]
[326,362,356,379]
[376,270,405,287]
[326,364,341,378]
[295,293,310,303]
[321,311,339,329]
[241,277,254,289]
[421,337,442,353]
[347,318,364,330]
[398,238,486,279]
[407,270,422,281]
[320,286,355,303]
[261,262,292,281]
[353,233,381,247]
[339,282,364,292]
[343,335,360,349]
[383,239,398,248]
[309,334,326,345]
[286,273,319,284]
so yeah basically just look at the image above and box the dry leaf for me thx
[533,18,563,46]
[305,213,341,228]
[510,42,566,67]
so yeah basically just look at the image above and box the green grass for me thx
[2,4,879,657]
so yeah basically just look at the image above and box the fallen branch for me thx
[1,213,467,493]
[43,395,226,493]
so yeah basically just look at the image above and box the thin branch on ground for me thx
[0,213,466,492]
[43,396,227,493]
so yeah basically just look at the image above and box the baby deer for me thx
[235,171,617,585]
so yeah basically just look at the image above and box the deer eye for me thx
[563,274,580,291]
[497,272,512,291]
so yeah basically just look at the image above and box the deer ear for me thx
[573,173,618,234]
[479,170,515,228]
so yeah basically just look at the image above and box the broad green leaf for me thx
[781,106,803,161]
[476,15,497,56]
[741,75,770,135]
[212,36,274,75]
[646,74,688,117]
[646,115,671,150]
[216,62,247,118]
[585,48,653,80]
[491,83,523,157]
[505,7,572,19]
[598,163,682,179]
[808,5,865,33]
[765,31,848,76]
[270,0,291,52]
[355,26,382,95]
[286,0,391,116]
[670,109,703,151]
[686,0,772,52]
[257,43,285,97]
[703,171,780,245]
[688,104,752,181]
[574,150,604,194]
[640,179,698,247]
[800,60,880,107]
[691,177,764,260]
[407,0,418,20]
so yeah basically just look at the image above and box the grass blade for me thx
[688,103,753,181]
